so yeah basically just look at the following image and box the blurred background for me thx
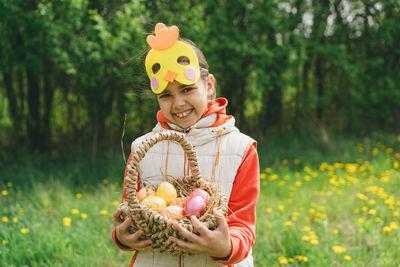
[1,1,400,266]
[1,0,399,157]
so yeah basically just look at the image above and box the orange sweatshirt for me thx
[112,98,260,266]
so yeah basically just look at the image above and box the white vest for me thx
[130,115,255,267]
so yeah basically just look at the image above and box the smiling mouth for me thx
[174,109,193,118]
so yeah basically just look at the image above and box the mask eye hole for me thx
[152,63,160,74]
[177,56,190,65]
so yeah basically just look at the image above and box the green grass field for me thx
[1,132,400,266]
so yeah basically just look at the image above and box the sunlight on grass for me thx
[1,134,400,266]
[254,135,400,266]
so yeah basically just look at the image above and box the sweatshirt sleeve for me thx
[111,152,142,251]
[211,143,260,265]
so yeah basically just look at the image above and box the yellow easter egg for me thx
[156,181,177,205]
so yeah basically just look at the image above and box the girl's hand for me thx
[113,208,153,251]
[169,209,232,259]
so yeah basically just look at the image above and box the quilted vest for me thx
[131,115,255,267]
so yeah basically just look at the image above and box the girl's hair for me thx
[179,38,210,80]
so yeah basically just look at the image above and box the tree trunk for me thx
[26,65,43,152]
[2,69,22,138]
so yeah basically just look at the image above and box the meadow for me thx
[1,132,399,266]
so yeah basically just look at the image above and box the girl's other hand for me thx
[113,208,153,251]
[168,209,232,259]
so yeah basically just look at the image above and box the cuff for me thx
[210,236,234,265]
[112,228,135,251]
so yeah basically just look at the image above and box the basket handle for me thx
[124,131,203,207]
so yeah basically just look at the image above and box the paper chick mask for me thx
[145,23,200,94]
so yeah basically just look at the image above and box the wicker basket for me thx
[119,131,229,256]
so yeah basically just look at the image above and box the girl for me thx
[112,23,259,267]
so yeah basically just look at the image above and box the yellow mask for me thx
[145,23,200,94]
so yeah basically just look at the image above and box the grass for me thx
[1,131,400,266]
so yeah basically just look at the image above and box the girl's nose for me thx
[172,94,185,107]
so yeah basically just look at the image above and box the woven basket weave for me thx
[119,131,229,256]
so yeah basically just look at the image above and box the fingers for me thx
[174,221,202,242]
[113,208,122,227]
[214,209,228,231]
[190,216,209,236]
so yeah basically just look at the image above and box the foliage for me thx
[1,0,400,153]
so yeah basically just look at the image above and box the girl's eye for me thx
[183,87,195,93]
[159,93,170,99]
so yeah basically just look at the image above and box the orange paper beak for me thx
[164,70,179,82]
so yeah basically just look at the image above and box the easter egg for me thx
[137,185,155,202]
[170,197,189,208]
[140,196,167,213]
[189,189,210,205]
[184,196,206,218]
[156,181,177,205]
[160,205,184,220]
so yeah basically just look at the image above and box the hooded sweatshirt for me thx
[112,98,260,266]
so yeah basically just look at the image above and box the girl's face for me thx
[156,75,215,129]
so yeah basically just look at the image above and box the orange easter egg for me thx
[160,205,184,220]
[170,197,189,208]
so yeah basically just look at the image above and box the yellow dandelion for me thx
[279,181,286,186]
[284,221,292,226]
[332,245,346,254]
[265,167,271,173]
[71,209,79,214]
[357,193,368,201]
[19,208,24,213]
[7,182,12,187]
[386,148,394,154]
[277,256,288,264]
[394,161,399,169]
[390,221,398,230]
[344,255,352,261]
[114,182,119,186]
[358,218,365,223]
[81,213,88,219]
[262,181,268,186]
[393,211,399,217]
[368,209,377,215]
[294,181,302,187]
[376,217,382,223]
[1,217,8,222]
[76,193,82,199]
[266,208,273,213]
[302,235,310,242]
[361,206,368,212]
[1,190,8,196]
[310,239,319,245]
[296,255,304,261]
[302,256,308,262]
[303,226,311,232]
[288,258,294,263]
[372,148,379,156]
[20,228,29,234]
[102,179,108,184]
[260,173,267,179]
[112,200,120,205]
[100,209,108,215]
[383,226,392,233]
[277,205,284,212]
[2,240,8,245]
[294,159,300,164]
[282,159,288,165]
[63,217,72,227]
[368,199,376,205]
[269,174,278,180]
[13,217,18,223]
[333,229,339,235]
